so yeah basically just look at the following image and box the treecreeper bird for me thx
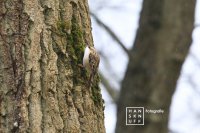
[83,46,100,88]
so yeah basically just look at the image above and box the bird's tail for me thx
[87,74,93,89]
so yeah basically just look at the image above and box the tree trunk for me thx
[116,0,196,133]
[0,0,105,132]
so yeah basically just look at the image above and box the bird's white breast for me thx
[83,46,90,69]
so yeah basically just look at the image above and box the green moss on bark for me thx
[56,13,103,106]
[91,74,104,106]
[66,15,86,84]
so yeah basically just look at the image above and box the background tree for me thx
[0,0,105,132]
[115,0,196,133]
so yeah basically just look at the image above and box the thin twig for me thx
[194,24,200,28]
[189,52,200,66]
[90,12,132,59]
[181,74,200,96]
[99,72,119,102]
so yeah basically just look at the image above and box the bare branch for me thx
[194,24,200,28]
[99,51,121,81]
[99,72,119,102]
[90,12,133,59]
[181,74,200,95]
[189,52,200,67]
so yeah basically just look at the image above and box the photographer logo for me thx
[126,107,144,125]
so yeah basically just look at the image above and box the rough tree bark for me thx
[116,0,196,133]
[0,0,105,132]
